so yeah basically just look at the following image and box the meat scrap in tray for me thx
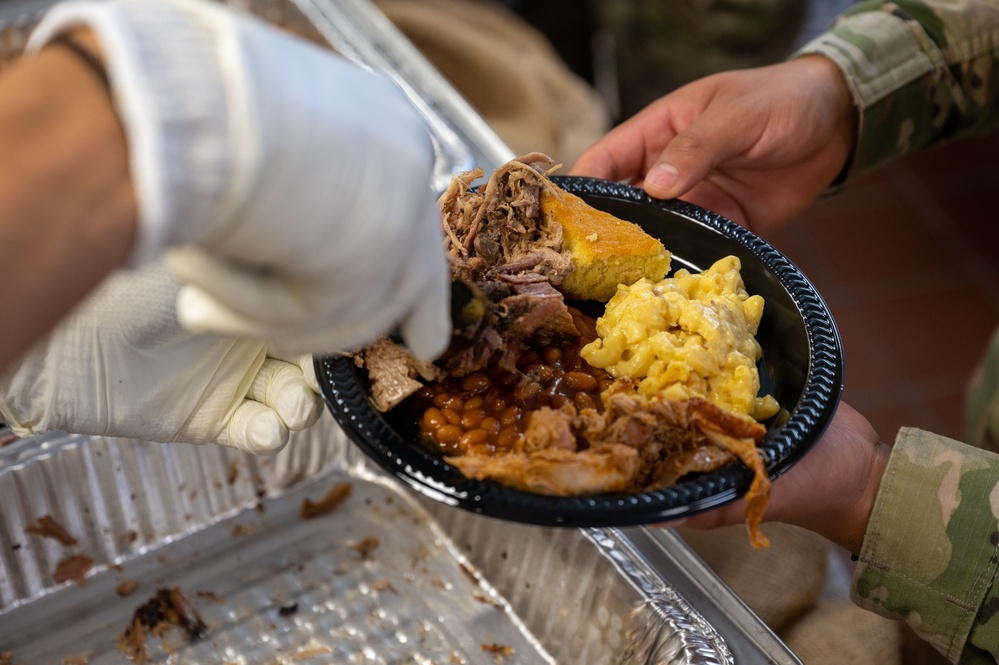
[116,587,207,664]
[24,514,78,546]
[354,153,778,547]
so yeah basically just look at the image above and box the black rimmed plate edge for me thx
[314,176,843,528]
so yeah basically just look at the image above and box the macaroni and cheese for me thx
[581,256,779,422]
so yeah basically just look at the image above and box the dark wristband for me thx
[48,33,110,92]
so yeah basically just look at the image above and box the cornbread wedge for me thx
[540,185,671,301]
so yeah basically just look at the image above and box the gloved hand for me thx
[0,262,322,453]
[27,0,450,361]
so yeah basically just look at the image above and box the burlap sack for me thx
[678,524,955,664]
[373,0,610,166]
[678,524,831,632]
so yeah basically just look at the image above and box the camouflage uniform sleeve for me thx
[792,1,999,181]
[852,427,999,663]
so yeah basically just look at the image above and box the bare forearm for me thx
[0,30,135,372]
[791,437,891,555]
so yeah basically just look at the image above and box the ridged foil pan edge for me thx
[0,416,731,664]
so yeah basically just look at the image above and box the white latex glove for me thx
[0,263,322,454]
[27,0,450,361]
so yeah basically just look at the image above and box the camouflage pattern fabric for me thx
[793,1,999,180]
[793,3,999,662]
[852,428,999,663]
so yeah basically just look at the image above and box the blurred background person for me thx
[372,0,857,164]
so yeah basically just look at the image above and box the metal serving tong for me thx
[442,278,490,358]
[388,279,489,359]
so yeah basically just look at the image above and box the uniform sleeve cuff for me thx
[852,427,999,662]
[791,11,940,181]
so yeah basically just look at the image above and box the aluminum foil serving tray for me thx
[0,0,801,662]
[0,418,796,663]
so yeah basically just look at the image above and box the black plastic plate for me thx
[315,176,843,527]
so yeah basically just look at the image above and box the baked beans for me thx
[406,309,612,456]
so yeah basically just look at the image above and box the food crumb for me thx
[61,657,88,665]
[472,591,503,609]
[585,233,599,242]
[348,536,379,560]
[277,602,299,617]
[116,580,140,597]
[196,590,224,604]
[231,523,255,538]
[116,588,207,664]
[481,643,513,661]
[0,652,17,665]
[459,562,478,585]
[227,460,240,485]
[24,515,78,546]
[53,555,93,585]
[372,579,397,594]
[299,483,352,519]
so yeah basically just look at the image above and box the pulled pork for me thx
[437,152,579,377]
[357,152,580,399]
